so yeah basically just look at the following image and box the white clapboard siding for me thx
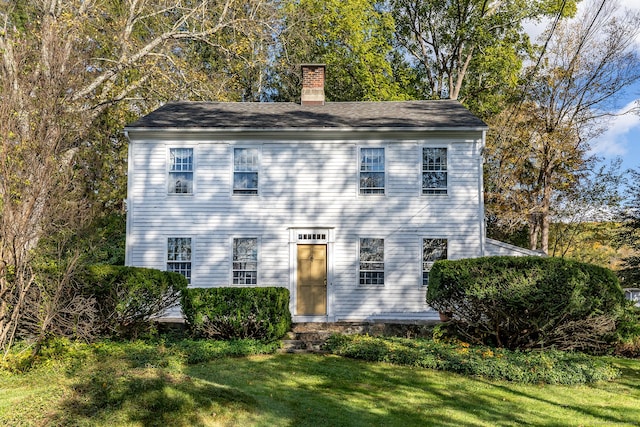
[126,133,486,321]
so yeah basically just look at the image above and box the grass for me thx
[1,339,639,426]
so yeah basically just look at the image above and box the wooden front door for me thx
[296,244,327,315]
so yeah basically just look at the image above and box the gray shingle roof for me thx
[125,100,487,130]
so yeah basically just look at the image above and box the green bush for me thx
[181,287,291,341]
[84,265,188,337]
[426,256,626,353]
[324,335,620,384]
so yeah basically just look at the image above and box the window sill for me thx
[357,284,385,289]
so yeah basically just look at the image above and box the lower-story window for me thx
[233,238,258,285]
[167,237,191,284]
[359,238,384,286]
[423,238,447,286]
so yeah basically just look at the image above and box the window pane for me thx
[423,148,447,171]
[423,148,447,194]
[234,148,259,194]
[167,237,191,284]
[170,148,193,172]
[423,238,447,286]
[233,238,258,285]
[234,172,258,193]
[360,148,385,171]
[168,237,191,261]
[360,172,385,194]
[168,148,193,194]
[422,172,447,194]
[360,148,385,194]
[168,172,193,194]
[359,238,384,286]
[234,148,259,171]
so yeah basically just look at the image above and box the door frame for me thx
[288,228,334,322]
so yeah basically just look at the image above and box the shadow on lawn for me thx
[50,350,258,427]
[182,354,572,427]
[50,350,640,427]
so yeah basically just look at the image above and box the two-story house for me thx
[124,64,532,323]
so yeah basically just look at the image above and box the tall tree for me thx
[271,0,409,102]
[617,169,640,287]
[0,0,278,352]
[485,0,640,253]
[391,0,579,116]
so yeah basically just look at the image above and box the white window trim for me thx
[357,237,385,287]
[166,236,194,285]
[167,146,196,196]
[231,236,260,286]
[420,144,450,197]
[357,145,387,197]
[421,237,448,287]
[231,146,261,196]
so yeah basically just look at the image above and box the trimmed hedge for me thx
[181,287,291,341]
[426,256,626,352]
[85,265,188,337]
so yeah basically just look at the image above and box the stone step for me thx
[279,339,328,354]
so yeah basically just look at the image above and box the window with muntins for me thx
[360,148,385,194]
[359,238,384,285]
[233,238,258,284]
[423,148,447,194]
[233,148,259,195]
[167,237,191,284]
[168,148,193,194]
[423,238,447,286]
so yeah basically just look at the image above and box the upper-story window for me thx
[233,147,259,195]
[423,147,447,195]
[359,238,384,286]
[233,237,258,284]
[168,148,193,194]
[360,148,385,195]
[167,237,192,284]
[422,238,447,286]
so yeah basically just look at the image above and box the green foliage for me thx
[617,169,640,287]
[181,287,291,341]
[391,0,578,112]
[614,306,640,358]
[324,334,620,384]
[172,339,281,364]
[272,0,409,102]
[83,265,188,338]
[426,256,626,352]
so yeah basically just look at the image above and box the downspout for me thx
[124,130,133,266]
[479,130,486,257]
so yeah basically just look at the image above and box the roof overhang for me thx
[124,126,488,142]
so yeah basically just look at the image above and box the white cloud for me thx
[590,100,640,157]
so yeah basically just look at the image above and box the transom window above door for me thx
[359,148,385,195]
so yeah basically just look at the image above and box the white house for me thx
[124,64,531,323]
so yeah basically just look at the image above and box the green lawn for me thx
[1,345,639,426]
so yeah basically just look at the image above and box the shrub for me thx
[324,334,620,384]
[84,265,188,337]
[614,305,640,358]
[181,287,291,341]
[426,256,626,353]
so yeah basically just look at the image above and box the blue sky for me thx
[525,0,640,174]
[589,0,640,173]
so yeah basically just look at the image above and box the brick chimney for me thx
[300,64,325,106]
